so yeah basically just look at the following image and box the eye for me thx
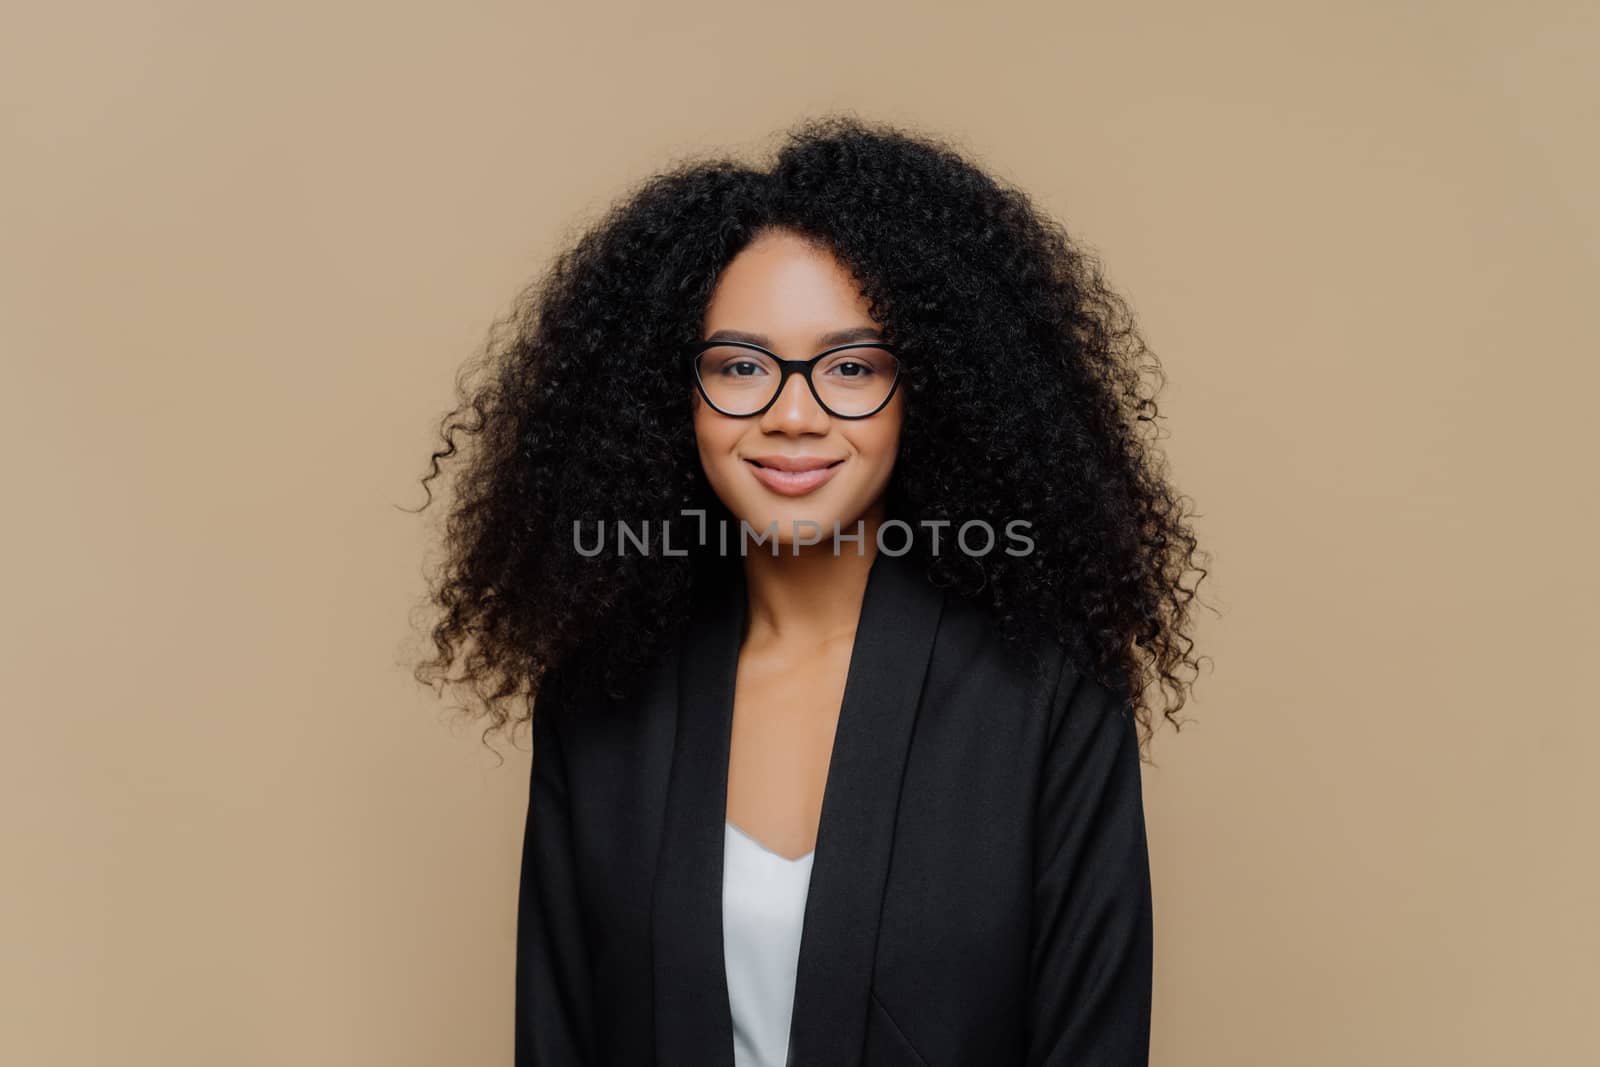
[697,345,777,379]
[818,348,896,383]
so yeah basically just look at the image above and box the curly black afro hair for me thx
[408,113,1211,758]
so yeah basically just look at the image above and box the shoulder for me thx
[933,586,1132,754]
[918,589,1067,745]
[939,588,1064,682]
[1038,642,1139,788]
[531,633,681,766]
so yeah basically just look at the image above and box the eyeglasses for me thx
[688,339,901,419]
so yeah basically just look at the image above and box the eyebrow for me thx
[703,326,884,348]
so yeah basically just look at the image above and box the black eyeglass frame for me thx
[687,339,902,420]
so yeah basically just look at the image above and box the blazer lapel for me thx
[652,562,744,1066]
[651,550,946,1066]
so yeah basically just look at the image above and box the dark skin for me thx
[691,227,904,861]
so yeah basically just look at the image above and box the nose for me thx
[758,368,831,433]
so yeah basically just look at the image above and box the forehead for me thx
[703,232,878,342]
[702,325,884,350]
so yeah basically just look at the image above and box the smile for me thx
[743,457,845,497]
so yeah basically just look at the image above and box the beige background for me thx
[4,1,1596,1064]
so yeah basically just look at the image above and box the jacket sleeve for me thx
[1023,662,1155,1066]
[514,699,598,1066]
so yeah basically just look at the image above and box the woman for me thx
[414,114,1207,1066]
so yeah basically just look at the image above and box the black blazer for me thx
[516,550,1153,1066]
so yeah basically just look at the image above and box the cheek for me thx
[691,404,741,468]
[853,409,904,460]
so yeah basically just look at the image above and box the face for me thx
[692,229,904,552]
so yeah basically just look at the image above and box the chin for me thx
[728,500,863,549]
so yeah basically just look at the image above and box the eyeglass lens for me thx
[695,345,898,416]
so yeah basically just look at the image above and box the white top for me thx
[723,819,815,1067]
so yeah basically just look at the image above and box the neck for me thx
[738,504,888,649]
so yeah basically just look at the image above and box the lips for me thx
[746,455,842,472]
[743,456,845,496]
